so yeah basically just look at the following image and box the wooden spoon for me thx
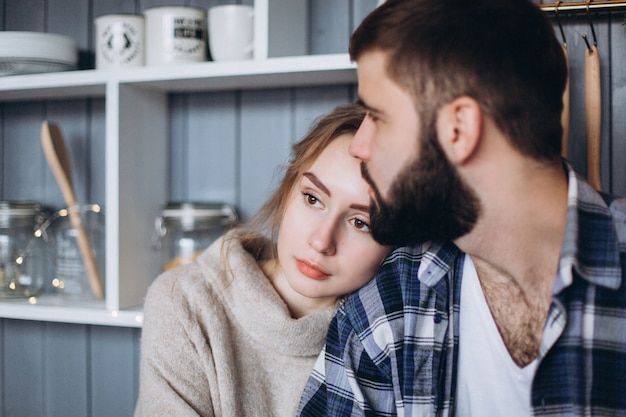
[41,121,104,299]
[585,42,602,191]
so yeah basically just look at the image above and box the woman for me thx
[134,104,391,417]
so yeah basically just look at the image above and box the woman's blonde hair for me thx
[231,102,366,260]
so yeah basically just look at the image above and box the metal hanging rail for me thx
[538,0,626,13]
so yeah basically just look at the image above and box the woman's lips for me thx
[296,259,330,280]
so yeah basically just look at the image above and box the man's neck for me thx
[455,157,568,292]
[454,157,568,365]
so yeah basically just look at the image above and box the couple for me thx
[138,0,626,416]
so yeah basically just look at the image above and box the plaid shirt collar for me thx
[556,160,622,293]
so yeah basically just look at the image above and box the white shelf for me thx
[0,53,357,326]
[0,69,107,101]
[0,296,143,328]
[120,53,356,92]
[0,54,356,100]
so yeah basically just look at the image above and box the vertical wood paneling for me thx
[2,320,45,417]
[4,0,45,31]
[0,320,141,417]
[239,89,292,218]
[352,0,378,33]
[609,11,626,196]
[309,1,350,55]
[169,94,189,202]
[44,322,89,417]
[186,92,239,203]
[0,1,4,30]
[90,326,140,417]
[93,0,139,18]
[0,319,4,417]
[89,99,107,204]
[171,90,241,203]
[47,0,89,43]
[2,103,47,202]
[293,85,354,142]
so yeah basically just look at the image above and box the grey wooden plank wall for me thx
[0,1,624,416]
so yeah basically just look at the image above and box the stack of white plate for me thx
[0,31,78,76]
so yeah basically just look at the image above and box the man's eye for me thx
[367,111,379,122]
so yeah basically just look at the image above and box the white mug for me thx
[95,14,144,69]
[144,6,207,66]
[208,5,254,62]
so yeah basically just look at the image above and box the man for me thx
[297,0,626,416]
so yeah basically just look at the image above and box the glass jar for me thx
[154,202,238,272]
[52,205,105,300]
[0,201,50,299]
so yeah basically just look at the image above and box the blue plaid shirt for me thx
[297,162,626,416]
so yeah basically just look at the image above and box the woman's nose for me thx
[349,116,373,161]
[308,218,337,256]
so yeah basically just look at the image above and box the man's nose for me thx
[349,116,374,161]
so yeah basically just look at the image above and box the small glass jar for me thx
[52,205,105,300]
[154,202,238,272]
[0,201,50,299]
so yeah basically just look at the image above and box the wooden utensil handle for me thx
[585,44,602,191]
[69,207,105,299]
[561,45,570,158]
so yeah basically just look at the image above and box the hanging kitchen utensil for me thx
[41,121,104,299]
[555,2,570,158]
[583,14,602,190]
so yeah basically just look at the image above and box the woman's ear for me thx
[436,96,482,165]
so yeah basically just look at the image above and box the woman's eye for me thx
[352,218,371,232]
[303,192,321,207]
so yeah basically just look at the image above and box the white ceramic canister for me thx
[95,14,145,69]
[208,5,254,62]
[144,6,207,66]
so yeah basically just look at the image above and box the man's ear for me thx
[436,96,482,165]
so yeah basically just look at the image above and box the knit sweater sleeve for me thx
[134,266,218,417]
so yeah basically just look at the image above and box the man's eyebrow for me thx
[356,98,382,116]
[303,172,330,196]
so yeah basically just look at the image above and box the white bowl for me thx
[0,31,78,75]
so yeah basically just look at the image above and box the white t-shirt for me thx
[455,255,537,416]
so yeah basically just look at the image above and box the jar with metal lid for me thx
[0,201,51,299]
[153,202,238,272]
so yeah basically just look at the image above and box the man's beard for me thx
[363,122,481,247]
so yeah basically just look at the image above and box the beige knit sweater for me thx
[134,235,335,417]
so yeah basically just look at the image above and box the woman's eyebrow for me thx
[303,172,330,196]
[304,172,371,213]
[350,203,370,213]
